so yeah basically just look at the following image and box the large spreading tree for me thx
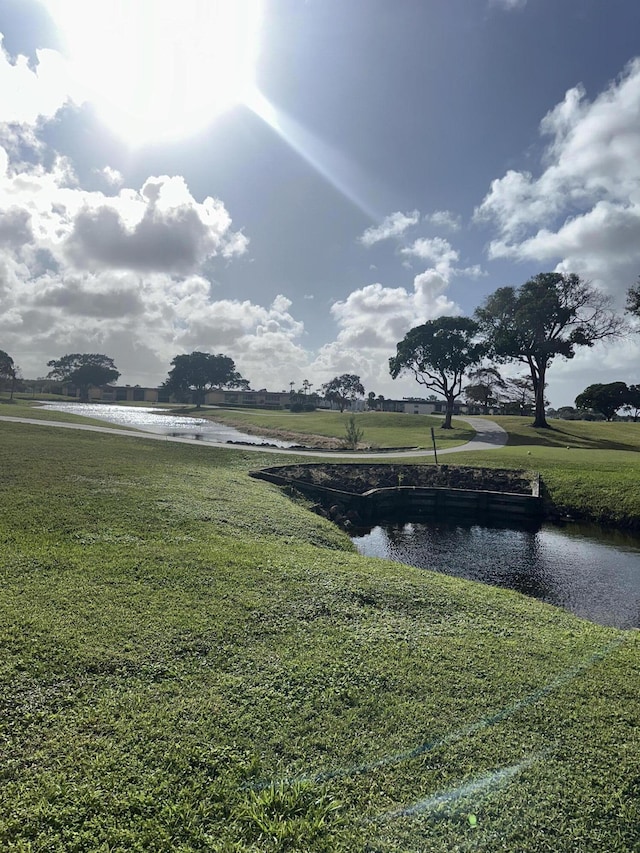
[575,382,630,421]
[163,351,249,407]
[475,273,624,429]
[320,374,365,412]
[47,353,120,402]
[389,316,485,429]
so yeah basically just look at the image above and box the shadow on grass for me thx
[505,422,640,452]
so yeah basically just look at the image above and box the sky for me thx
[1,0,640,407]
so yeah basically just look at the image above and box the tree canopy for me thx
[463,366,506,410]
[47,353,120,402]
[0,349,17,399]
[624,384,640,422]
[389,316,485,428]
[475,272,624,429]
[575,382,630,421]
[321,374,365,412]
[163,352,249,407]
[626,279,640,318]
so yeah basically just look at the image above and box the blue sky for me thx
[1,0,639,405]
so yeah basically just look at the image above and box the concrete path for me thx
[0,414,507,459]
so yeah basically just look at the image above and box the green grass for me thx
[194,407,474,449]
[443,417,640,529]
[0,420,638,851]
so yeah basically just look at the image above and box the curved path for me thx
[0,414,506,459]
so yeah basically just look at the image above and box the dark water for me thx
[352,521,640,628]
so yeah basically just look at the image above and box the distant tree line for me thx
[3,271,640,426]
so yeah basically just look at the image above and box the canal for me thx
[352,520,640,629]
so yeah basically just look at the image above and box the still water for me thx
[352,520,640,628]
[40,402,296,448]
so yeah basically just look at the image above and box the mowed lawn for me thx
[194,407,475,449]
[0,419,638,851]
[453,416,640,529]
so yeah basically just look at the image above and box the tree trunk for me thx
[441,396,454,429]
[531,364,549,428]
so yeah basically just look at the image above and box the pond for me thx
[351,520,640,629]
[40,402,297,448]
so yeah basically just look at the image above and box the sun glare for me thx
[43,0,262,145]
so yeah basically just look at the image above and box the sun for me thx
[43,0,263,145]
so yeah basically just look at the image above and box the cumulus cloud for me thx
[401,237,459,270]
[0,207,33,247]
[359,210,419,246]
[0,138,282,386]
[0,157,247,275]
[98,166,124,189]
[476,58,640,304]
[0,36,78,126]
[425,209,461,231]
[65,175,248,273]
[309,270,460,393]
[401,236,486,280]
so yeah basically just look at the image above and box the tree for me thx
[463,366,506,411]
[321,374,365,412]
[163,352,249,408]
[366,391,377,410]
[575,382,630,421]
[502,374,538,416]
[624,384,640,422]
[389,316,485,429]
[47,353,120,402]
[626,279,640,318]
[475,273,624,429]
[0,350,17,400]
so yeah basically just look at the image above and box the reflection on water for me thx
[40,403,296,448]
[352,520,640,628]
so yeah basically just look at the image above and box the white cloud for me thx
[0,36,79,126]
[359,210,419,246]
[98,166,124,189]
[401,236,459,270]
[66,176,247,274]
[0,157,247,275]
[309,269,460,394]
[546,337,640,408]
[489,0,527,9]
[425,209,461,231]
[0,138,287,386]
[477,58,640,305]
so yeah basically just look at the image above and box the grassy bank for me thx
[453,417,640,529]
[193,407,474,449]
[0,420,638,851]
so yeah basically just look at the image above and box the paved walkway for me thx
[0,414,507,459]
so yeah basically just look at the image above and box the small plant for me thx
[342,414,364,449]
[236,781,344,848]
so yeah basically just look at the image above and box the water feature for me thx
[39,402,297,448]
[352,520,640,629]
